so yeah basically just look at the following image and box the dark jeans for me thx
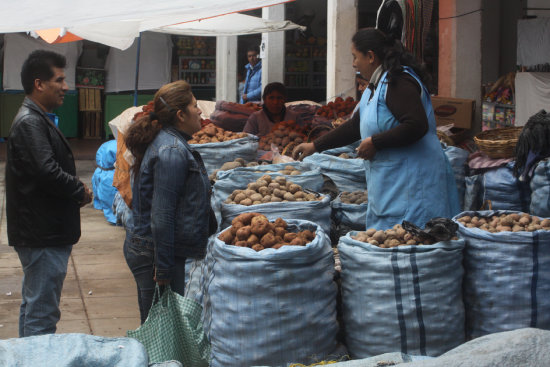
[123,238,186,324]
[14,245,72,337]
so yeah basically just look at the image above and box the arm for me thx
[151,146,187,281]
[370,74,429,150]
[11,115,85,203]
[313,110,361,152]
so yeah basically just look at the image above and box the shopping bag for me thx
[127,285,210,366]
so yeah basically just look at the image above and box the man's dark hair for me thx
[21,50,67,94]
[263,82,287,99]
[247,45,260,54]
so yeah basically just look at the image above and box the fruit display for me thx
[217,213,316,251]
[352,224,454,248]
[340,191,368,204]
[457,213,550,232]
[258,120,308,153]
[316,97,358,118]
[225,175,321,206]
[189,123,248,144]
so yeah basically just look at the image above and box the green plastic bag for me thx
[127,285,211,366]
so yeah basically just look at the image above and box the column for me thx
[216,35,238,102]
[262,4,286,92]
[326,0,357,102]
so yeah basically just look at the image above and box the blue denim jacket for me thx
[127,127,211,279]
[239,60,262,103]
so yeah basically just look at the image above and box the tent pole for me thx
[133,32,142,106]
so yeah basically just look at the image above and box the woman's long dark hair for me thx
[352,27,432,91]
[125,80,194,175]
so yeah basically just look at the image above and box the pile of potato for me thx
[189,123,248,144]
[258,120,307,152]
[340,191,368,204]
[457,213,550,232]
[316,97,358,118]
[209,158,266,181]
[218,213,316,251]
[225,175,321,206]
[352,224,452,248]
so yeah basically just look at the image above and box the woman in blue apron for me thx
[294,28,459,230]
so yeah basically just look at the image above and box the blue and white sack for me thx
[330,192,368,230]
[202,220,338,367]
[530,158,550,217]
[455,210,550,339]
[444,146,469,210]
[464,174,483,211]
[191,134,258,175]
[220,194,331,235]
[212,161,324,218]
[338,233,465,358]
[482,162,531,212]
[92,140,118,224]
[304,148,366,193]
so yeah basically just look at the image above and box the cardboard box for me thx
[431,96,475,129]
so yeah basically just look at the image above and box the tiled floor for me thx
[0,159,141,340]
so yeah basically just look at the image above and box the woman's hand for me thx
[154,269,171,286]
[356,137,377,160]
[292,142,316,161]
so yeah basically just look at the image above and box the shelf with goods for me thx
[284,42,326,90]
[175,36,216,87]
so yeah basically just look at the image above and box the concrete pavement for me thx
[0,160,141,339]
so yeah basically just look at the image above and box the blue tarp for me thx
[92,140,118,224]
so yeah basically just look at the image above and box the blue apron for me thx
[359,67,460,230]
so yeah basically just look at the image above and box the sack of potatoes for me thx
[217,213,316,251]
[352,223,458,248]
[339,190,368,204]
[225,175,321,206]
[456,212,550,232]
[189,123,248,144]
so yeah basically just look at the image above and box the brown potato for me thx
[235,240,249,247]
[247,234,260,246]
[251,215,271,236]
[240,198,253,206]
[218,229,234,244]
[283,192,296,201]
[260,233,276,248]
[236,226,252,240]
[274,218,288,229]
[232,212,258,226]
[290,237,306,246]
[272,243,284,249]
[252,244,265,252]
[274,227,286,237]
[231,221,244,235]
[260,175,272,184]
[284,232,298,242]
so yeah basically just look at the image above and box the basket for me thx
[473,127,522,159]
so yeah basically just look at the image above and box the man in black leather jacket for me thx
[5,50,93,337]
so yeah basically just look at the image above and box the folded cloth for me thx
[468,151,513,173]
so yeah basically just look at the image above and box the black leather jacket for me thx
[6,97,85,247]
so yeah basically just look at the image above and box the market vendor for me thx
[243,82,303,137]
[293,28,460,230]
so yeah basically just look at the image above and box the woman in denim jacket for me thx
[124,80,215,323]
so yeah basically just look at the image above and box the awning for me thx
[1,0,298,50]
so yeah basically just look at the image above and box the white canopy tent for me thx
[1,0,301,50]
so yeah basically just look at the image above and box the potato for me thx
[372,230,386,243]
[240,198,253,206]
[236,226,252,240]
[252,244,265,252]
[519,216,530,226]
[235,240,249,247]
[306,193,317,201]
[273,189,285,198]
[365,228,377,237]
[255,179,268,188]
[294,191,306,199]
[258,187,271,196]
[274,227,286,237]
[218,229,234,244]
[247,234,260,246]
[250,193,263,202]
[260,175,272,184]
[300,230,315,241]
[247,182,259,191]
[244,189,256,197]
[461,216,471,223]
[368,239,379,246]
[220,161,242,171]
[251,215,270,236]
[289,170,300,175]
[290,237,306,246]
[283,192,296,201]
[541,219,550,228]
[260,233,276,248]
[274,218,288,229]
[274,176,287,185]
[231,221,244,235]
[261,195,272,203]
[232,213,258,226]
[406,239,417,246]
[284,232,298,242]
[272,243,284,249]
[233,193,246,204]
[271,196,283,202]
[288,184,301,194]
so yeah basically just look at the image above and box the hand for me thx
[80,183,93,207]
[356,137,377,160]
[292,142,316,161]
[154,268,171,286]
[242,94,247,102]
